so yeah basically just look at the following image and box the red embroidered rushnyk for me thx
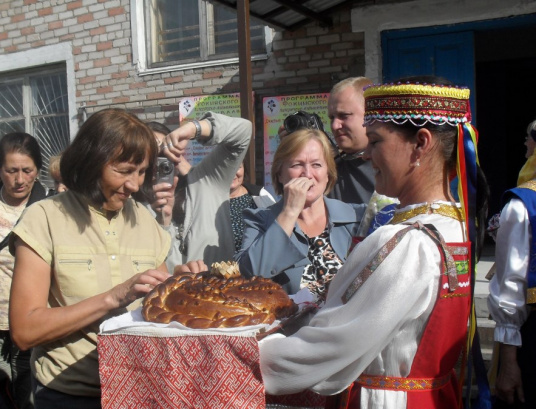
[98,333,264,409]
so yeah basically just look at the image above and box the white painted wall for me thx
[351,0,536,82]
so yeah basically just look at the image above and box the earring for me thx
[412,160,420,167]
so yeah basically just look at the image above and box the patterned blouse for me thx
[230,193,257,252]
[0,200,27,330]
[300,227,343,303]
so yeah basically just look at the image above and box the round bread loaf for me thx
[142,271,298,329]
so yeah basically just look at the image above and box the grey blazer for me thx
[235,197,366,294]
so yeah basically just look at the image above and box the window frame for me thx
[131,0,271,76]
[0,67,71,188]
[0,43,77,189]
[0,43,78,140]
[0,65,67,132]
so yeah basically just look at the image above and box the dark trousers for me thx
[0,330,33,409]
[33,379,101,409]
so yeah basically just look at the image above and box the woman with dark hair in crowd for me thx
[229,161,275,252]
[8,109,175,408]
[0,132,47,409]
[253,77,489,409]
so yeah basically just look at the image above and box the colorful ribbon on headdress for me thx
[456,123,492,409]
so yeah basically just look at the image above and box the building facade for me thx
[0,0,535,189]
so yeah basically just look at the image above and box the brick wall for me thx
[0,0,366,180]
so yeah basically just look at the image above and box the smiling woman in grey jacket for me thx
[235,128,366,300]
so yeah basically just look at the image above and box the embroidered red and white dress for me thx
[259,201,471,409]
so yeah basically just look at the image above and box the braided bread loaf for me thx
[142,270,298,329]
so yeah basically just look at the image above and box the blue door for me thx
[383,30,476,122]
[381,15,536,218]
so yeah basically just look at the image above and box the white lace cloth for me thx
[99,307,269,337]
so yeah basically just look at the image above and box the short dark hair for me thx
[0,132,43,170]
[146,121,171,136]
[61,108,158,206]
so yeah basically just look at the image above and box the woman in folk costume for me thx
[258,76,488,409]
[487,118,536,408]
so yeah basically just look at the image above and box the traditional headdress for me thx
[363,82,477,228]
[363,82,478,219]
[363,82,471,126]
[363,81,490,408]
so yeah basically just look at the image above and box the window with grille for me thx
[146,0,267,68]
[0,66,70,189]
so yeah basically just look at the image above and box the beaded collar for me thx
[389,201,464,225]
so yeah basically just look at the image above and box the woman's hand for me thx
[10,241,171,350]
[151,175,178,226]
[276,177,314,236]
[164,122,197,162]
[176,156,192,177]
[107,268,170,309]
[495,344,525,404]
[173,260,208,275]
[282,177,314,216]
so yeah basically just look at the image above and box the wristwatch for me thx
[191,119,202,140]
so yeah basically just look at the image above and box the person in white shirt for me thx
[487,118,536,408]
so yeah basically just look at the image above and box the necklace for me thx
[389,202,464,224]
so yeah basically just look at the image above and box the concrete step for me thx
[475,294,490,319]
[474,244,495,355]
[474,243,494,315]
[476,317,495,350]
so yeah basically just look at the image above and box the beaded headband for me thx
[363,83,471,127]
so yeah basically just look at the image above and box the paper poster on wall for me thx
[262,93,330,196]
[178,93,243,165]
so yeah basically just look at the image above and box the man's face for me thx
[328,86,367,154]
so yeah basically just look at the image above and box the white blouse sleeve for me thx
[259,225,441,396]
[487,198,530,346]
